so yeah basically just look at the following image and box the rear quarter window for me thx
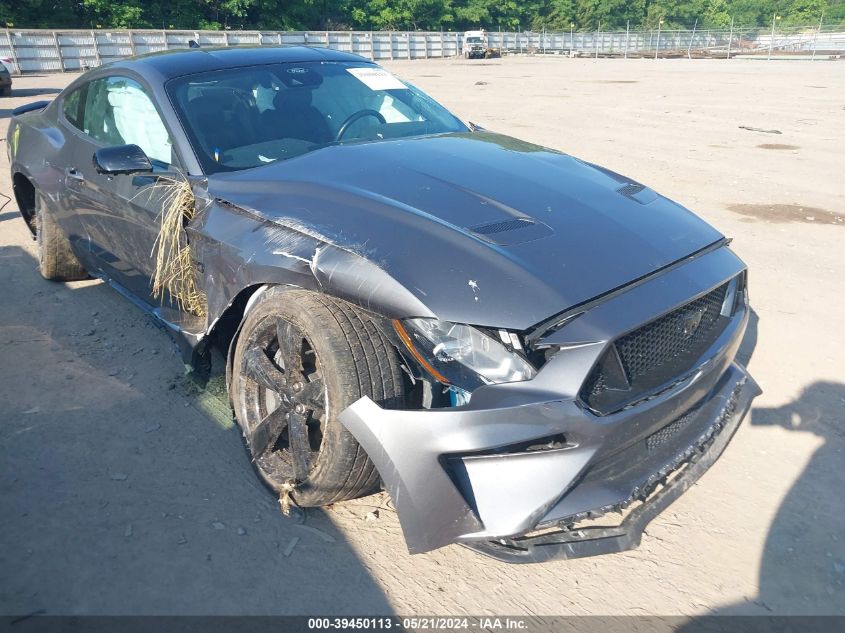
[62,86,84,130]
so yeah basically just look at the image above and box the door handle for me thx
[66,168,85,182]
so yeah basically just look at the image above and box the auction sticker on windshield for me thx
[347,67,407,90]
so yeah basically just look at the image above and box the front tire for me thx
[35,193,87,281]
[231,287,406,506]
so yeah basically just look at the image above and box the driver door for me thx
[68,75,182,308]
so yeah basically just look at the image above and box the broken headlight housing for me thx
[394,318,537,394]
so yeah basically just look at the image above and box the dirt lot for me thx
[1,57,843,617]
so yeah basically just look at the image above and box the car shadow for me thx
[4,87,62,98]
[0,244,395,616]
[747,382,845,612]
[679,378,845,621]
[0,211,20,223]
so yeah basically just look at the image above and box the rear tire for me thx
[231,287,406,506]
[35,193,87,281]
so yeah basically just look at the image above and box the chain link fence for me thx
[1,26,843,74]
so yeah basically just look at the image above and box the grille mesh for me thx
[582,282,730,414]
[617,285,727,383]
[471,217,535,235]
[646,407,699,452]
[617,182,645,198]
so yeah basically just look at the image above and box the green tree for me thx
[532,0,577,30]
[827,0,845,24]
[644,0,710,27]
[1,0,842,31]
[726,0,778,26]
[1,0,81,28]
[575,0,646,29]
[78,0,144,28]
[781,0,827,24]
[703,0,733,26]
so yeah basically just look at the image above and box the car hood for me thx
[206,132,723,330]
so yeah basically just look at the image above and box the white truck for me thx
[462,30,500,59]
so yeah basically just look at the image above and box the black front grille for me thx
[581,282,732,415]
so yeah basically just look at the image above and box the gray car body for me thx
[8,46,759,560]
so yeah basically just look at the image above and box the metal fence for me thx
[1,26,843,74]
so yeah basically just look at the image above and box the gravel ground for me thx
[1,56,843,617]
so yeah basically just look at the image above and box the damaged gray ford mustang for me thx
[8,46,760,562]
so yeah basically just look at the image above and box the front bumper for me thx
[338,246,760,560]
[465,365,759,562]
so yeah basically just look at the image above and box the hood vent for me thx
[617,182,645,197]
[469,217,554,246]
[617,182,659,205]
[472,217,535,235]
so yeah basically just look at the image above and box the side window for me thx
[62,86,84,130]
[82,76,174,166]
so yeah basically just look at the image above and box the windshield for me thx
[167,61,467,174]
[466,37,484,44]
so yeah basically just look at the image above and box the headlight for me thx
[394,318,537,392]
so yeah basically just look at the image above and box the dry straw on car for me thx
[149,176,208,317]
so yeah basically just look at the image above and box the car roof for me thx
[107,46,372,82]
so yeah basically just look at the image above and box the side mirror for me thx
[93,144,153,175]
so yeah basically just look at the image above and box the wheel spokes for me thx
[249,406,289,458]
[242,317,324,483]
[297,378,325,412]
[276,319,303,380]
[287,411,312,481]
[243,347,287,392]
